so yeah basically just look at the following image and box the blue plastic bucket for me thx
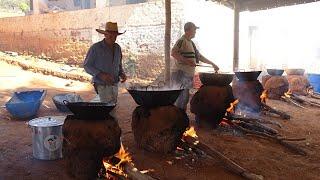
[307,73,320,93]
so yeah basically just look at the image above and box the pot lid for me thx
[28,116,65,127]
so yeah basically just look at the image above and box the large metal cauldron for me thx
[234,71,262,81]
[199,72,234,86]
[127,86,183,107]
[28,116,65,160]
[267,69,284,76]
[63,101,116,119]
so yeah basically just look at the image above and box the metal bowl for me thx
[267,69,284,76]
[285,69,305,75]
[234,71,262,81]
[63,101,116,118]
[127,89,183,107]
[199,72,234,86]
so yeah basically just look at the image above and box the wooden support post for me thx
[165,0,171,85]
[233,1,240,71]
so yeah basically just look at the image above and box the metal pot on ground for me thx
[28,116,65,160]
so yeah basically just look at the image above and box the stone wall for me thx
[0,0,184,80]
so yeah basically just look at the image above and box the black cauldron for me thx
[234,71,262,81]
[63,101,116,119]
[127,87,183,107]
[267,69,284,76]
[199,72,234,86]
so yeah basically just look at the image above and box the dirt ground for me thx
[1,61,320,180]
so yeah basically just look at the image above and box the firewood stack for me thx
[190,85,234,128]
[262,75,289,100]
[132,106,189,153]
[63,115,121,179]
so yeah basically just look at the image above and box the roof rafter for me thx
[209,0,320,11]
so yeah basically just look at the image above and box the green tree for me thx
[0,0,29,12]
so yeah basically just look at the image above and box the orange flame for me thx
[103,143,132,178]
[115,143,132,167]
[226,99,239,113]
[260,90,267,103]
[183,126,198,138]
[284,89,292,98]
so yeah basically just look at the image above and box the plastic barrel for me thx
[307,73,320,93]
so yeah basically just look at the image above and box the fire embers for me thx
[63,115,121,179]
[232,80,264,112]
[132,106,189,153]
[190,85,234,128]
[262,75,289,100]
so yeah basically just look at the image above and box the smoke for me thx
[125,81,185,91]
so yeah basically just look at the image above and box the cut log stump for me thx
[63,115,121,180]
[132,105,189,154]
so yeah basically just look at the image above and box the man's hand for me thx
[98,72,114,85]
[211,63,219,72]
[120,73,127,83]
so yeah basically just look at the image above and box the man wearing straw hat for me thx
[84,22,127,104]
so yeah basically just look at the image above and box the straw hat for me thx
[96,22,125,35]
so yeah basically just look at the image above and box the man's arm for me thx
[198,53,219,71]
[84,46,100,77]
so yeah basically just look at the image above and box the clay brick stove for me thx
[62,102,121,179]
[127,85,189,154]
[190,72,235,128]
[232,71,264,113]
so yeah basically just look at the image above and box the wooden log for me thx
[182,136,264,180]
[123,162,156,180]
[227,113,282,128]
[237,121,278,135]
[291,93,320,108]
[107,156,156,180]
[281,96,306,109]
[261,102,290,119]
[231,123,307,156]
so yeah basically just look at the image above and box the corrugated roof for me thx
[210,0,320,11]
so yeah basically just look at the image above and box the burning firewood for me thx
[181,127,264,180]
[103,144,156,180]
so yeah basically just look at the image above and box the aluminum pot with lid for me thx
[28,116,65,160]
